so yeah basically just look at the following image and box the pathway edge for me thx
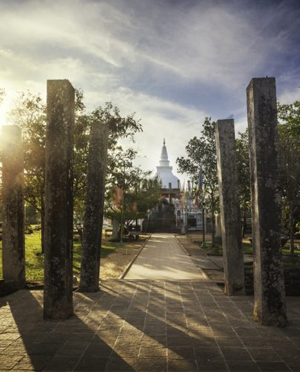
[174,234,211,280]
[174,234,191,256]
[119,234,151,279]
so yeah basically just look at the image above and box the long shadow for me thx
[3,278,277,372]
[4,289,133,371]
[82,279,228,372]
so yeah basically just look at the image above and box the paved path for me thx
[1,282,300,371]
[124,233,208,280]
[1,236,300,371]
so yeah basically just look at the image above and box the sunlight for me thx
[0,91,13,128]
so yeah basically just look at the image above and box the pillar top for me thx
[216,119,234,125]
[47,79,74,90]
[247,77,276,90]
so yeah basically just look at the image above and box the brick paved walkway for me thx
[1,234,300,371]
[1,281,300,371]
[124,234,208,280]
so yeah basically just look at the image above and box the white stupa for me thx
[156,139,180,189]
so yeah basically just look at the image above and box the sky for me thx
[1,0,300,180]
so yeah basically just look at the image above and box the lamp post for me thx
[198,166,206,248]
[119,190,124,248]
[201,202,206,248]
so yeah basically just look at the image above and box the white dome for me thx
[156,139,180,189]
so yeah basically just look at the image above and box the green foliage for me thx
[176,117,218,194]
[235,130,251,236]
[73,102,143,228]
[9,92,46,209]
[236,130,250,208]
[105,156,161,227]
[8,90,144,248]
[277,101,300,252]
[176,117,218,245]
[234,101,300,248]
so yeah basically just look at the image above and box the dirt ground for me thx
[99,236,148,280]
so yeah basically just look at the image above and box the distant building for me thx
[155,140,202,232]
[145,139,180,232]
[156,139,181,206]
[145,139,209,234]
[156,139,180,189]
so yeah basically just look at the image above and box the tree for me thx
[235,130,251,237]
[9,91,143,251]
[105,147,161,239]
[277,101,300,253]
[9,92,47,250]
[176,117,218,246]
[73,102,143,238]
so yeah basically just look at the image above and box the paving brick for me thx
[256,361,291,371]
[168,358,198,372]
[74,356,109,371]
[1,262,300,372]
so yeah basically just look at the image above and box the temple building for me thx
[156,139,180,190]
[144,139,180,233]
[144,139,218,235]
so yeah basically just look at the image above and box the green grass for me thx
[242,241,253,254]
[0,230,118,282]
[192,236,300,262]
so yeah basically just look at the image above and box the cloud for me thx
[105,87,208,177]
[1,0,300,173]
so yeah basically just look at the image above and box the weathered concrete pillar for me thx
[247,77,287,326]
[215,119,245,295]
[79,122,109,292]
[44,80,75,320]
[1,125,26,288]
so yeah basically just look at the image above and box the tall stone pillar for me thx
[215,119,245,295]
[44,80,75,320]
[1,125,26,288]
[79,122,109,292]
[247,77,287,326]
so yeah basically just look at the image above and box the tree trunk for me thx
[242,208,247,238]
[112,218,120,240]
[40,196,45,254]
[211,214,215,246]
[289,206,295,254]
[211,195,215,247]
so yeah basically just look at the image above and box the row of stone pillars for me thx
[1,79,108,320]
[216,77,287,326]
[1,77,287,325]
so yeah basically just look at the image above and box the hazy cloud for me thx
[1,0,300,176]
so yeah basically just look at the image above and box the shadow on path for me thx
[3,290,132,371]
[1,281,300,371]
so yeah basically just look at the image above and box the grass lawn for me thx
[189,233,300,268]
[0,230,119,282]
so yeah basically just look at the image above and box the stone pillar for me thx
[79,122,109,292]
[215,119,245,295]
[247,77,287,326]
[44,80,75,320]
[1,125,26,288]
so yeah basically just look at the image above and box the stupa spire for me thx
[156,138,179,189]
[160,138,170,167]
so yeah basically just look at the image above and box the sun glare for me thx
[0,93,13,129]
